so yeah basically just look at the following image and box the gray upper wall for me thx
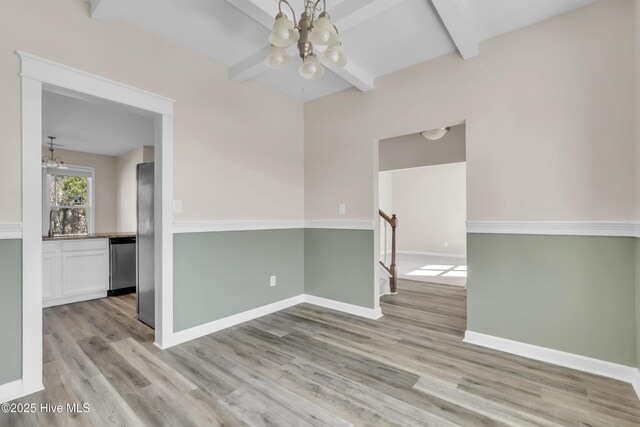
[379,124,466,172]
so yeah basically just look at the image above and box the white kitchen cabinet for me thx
[42,239,109,308]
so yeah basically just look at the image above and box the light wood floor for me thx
[3,280,640,426]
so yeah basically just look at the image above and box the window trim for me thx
[42,164,96,236]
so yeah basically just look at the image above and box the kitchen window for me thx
[42,165,95,236]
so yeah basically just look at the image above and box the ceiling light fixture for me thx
[42,136,68,169]
[420,127,451,141]
[265,0,347,80]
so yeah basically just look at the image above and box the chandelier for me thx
[42,136,68,169]
[265,0,346,80]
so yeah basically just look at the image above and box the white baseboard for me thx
[304,295,383,319]
[43,291,107,308]
[397,250,466,259]
[0,379,23,404]
[163,294,383,349]
[464,331,640,400]
[631,369,640,399]
[167,295,306,348]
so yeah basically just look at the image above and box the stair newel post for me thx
[390,214,397,294]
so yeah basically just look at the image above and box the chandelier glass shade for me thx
[42,136,68,169]
[266,0,347,80]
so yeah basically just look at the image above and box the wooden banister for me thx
[379,209,398,294]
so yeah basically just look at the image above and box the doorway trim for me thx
[18,51,175,398]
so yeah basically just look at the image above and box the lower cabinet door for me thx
[61,248,109,297]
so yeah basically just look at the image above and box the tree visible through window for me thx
[48,175,89,235]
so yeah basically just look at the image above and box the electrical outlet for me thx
[339,203,346,216]
[444,242,449,248]
[270,275,277,287]
[173,200,183,214]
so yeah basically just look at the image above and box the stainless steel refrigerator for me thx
[137,162,155,328]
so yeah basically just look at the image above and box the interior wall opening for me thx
[377,123,467,298]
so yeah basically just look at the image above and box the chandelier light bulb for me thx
[299,54,324,80]
[269,14,299,48]
[309,13,338,46]
[318,30,330,43]
[319,42,347,68]
[277,28,290,41]
[265,45,291,69]
[304,62,317,74]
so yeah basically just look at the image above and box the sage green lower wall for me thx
[173,229,304,332]
[304,229,375,309]
[468,233,636,366]
[0,239,21,384]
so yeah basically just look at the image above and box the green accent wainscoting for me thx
[468,233,637,366]
[304,229,375,309]
[173,229,304,332]
[0,239,21,384]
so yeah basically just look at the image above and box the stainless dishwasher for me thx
[109,236,137,296]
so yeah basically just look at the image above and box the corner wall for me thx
[304,229,375,309]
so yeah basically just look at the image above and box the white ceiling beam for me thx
[226,0,278,29]
[229,46,272,82]
[88,0,121,25]
[430,0,479,59]
[226,0,375,91]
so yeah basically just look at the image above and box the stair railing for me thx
[379,209,397,294]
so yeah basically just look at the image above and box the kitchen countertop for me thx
[42,232,136,241]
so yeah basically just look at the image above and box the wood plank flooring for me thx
[3,280,640,426]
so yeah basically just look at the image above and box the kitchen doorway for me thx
[19,51,175,398]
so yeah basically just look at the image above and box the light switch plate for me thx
[270,275,277,287]
[339,203,346,216]
[173,200,183,214]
